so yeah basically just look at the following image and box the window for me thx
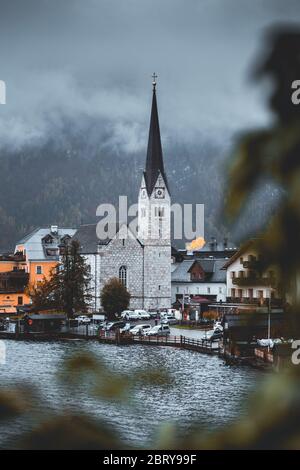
[207,287,211,294]
[231,271,236,278]
[231,288,236,297]
[248,288,253,299]
[240,257,243,264]
[122,238,125,247]
[176,287,179,293]
[219,287,222,294]
[119,266,127,287]
[258,290,264,300]
[141,208,146,217]
[36,266,42,275]
[17,296,23,305]
[158,285,161,290]
[155,207,164,217]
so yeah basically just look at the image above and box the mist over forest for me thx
[0,119,280,251]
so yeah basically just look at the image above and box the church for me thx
[73,77,171,311]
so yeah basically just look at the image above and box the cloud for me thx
[0,0,299,152]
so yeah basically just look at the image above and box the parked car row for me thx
[120,310,152,320]
[101,320,171,336]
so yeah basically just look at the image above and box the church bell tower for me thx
[138,74,171,310]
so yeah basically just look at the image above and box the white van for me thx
[145,324,170,336]
[134,309,151,320]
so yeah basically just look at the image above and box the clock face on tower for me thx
[154,187,165,199]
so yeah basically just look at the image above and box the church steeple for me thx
[144,74,169,196]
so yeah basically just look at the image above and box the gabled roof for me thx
[16,227,76,261]
[172,258,226,283]
[221,239,261,270]
[172,260,195,282]
[144,86,169,195]
[73,223,143,254]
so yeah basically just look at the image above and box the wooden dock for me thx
[0,328,221,355]
[128,334,220,355]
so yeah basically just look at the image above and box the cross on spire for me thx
[143,73,169,196]
[152,72,157,90]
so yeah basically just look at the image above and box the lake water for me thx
[0,338,265,448]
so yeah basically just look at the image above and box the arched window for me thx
[119,265,127,288]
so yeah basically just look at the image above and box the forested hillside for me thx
[0,131,279,251]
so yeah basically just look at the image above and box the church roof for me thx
[72,224,109,253]
[144,84,169,195]
[73,223,143,254]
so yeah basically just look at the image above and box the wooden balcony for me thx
[226,296,283,307]
[232,276,276,287]
[0,270,29,293]
[242,259,262,270]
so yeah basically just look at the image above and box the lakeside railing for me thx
[0,324,221,355]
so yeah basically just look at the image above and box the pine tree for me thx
[29,240,92,317]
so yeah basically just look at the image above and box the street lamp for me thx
[267,287,273,352]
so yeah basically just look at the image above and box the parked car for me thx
[204,329,223,342]
[145,324,171,336]
[75,315,91,324]
[214,321,223,332]
[130,324,152,335]
[134,309,151,320]
[148,310,159,318]
[120,310,140,321]
[161,316,178,325]
[105,321,126,331]
[120,323,136,333]
[200,317,213,325]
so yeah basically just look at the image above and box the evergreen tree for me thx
[29,240,92,317]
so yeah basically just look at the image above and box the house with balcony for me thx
[219,239,283,315]
[0,252,29,313]
[0,225,76,315]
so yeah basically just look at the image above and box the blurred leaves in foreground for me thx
[2,24,300,449]
[226,26,300,302]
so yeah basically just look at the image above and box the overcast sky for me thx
[0,0,299,152]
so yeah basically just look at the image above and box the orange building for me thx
[0,225,76,315]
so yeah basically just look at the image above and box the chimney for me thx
[209,237,217,251]
[50,225,58,235]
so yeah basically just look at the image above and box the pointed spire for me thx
[144,75,169,195]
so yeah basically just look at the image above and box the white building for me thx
[73,80,171,311]
[171,258,227,305]
[223,239,280,306]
